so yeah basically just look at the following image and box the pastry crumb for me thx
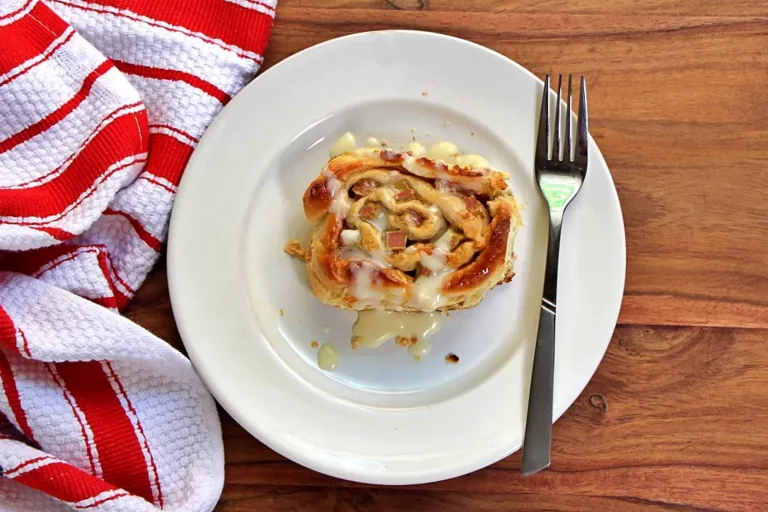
[284,239,307,260]
[311,341,319,348]
[395,335,413,347]
[445,353,460,364]
[351,335,361,349]
[421,91,428,96]
[280,309,284,316]
[380,139,388,147]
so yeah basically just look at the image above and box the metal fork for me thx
[521,74,588,477]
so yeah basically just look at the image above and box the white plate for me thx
[168,31,625,484]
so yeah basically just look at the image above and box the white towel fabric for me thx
[0,0,275,510]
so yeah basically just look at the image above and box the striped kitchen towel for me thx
[0,0,275,510]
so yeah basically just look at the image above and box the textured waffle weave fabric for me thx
[0,0,275,509]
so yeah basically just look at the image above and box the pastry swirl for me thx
[294,146,521,312]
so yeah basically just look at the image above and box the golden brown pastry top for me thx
[295,146,521,312]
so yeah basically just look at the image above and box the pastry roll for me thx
[292,146,521,312]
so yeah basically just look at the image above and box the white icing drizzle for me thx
[427,141,459,164]
[406,228,457,311]
[341,246,388,268]
[456,154,490,168]
[353,147,382,158]
[408,337,432,361]
[408,272,448,311]
[317,343,339,371]
[340,229,360,245]
[368,249,390,268]
[406,141,427,156]
[330,132,356,157]
[348,263,379,308]
[420,251,445,272]
[367,209,389,232]
[434,229,455,252]
[323,169,352,216]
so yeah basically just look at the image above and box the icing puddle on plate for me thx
[315,310,446,371]
[353,310,444,359]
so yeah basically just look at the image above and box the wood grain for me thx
[255,6,768,329]
[124,272,768,510]
[211,325,768,511]
[216,487,691,511]
[278,0,768,16]
[122,3,768,510]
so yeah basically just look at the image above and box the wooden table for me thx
[125,1,768,510]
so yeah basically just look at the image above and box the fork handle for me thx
[521,214,563,477]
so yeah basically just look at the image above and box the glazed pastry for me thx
[287,141,521,312]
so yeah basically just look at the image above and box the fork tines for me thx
[537,74,588,166]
